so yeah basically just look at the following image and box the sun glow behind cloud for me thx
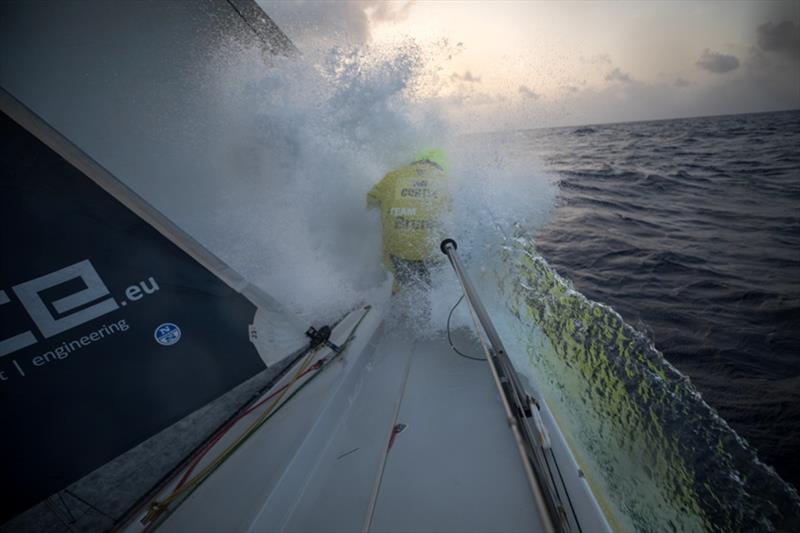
[261,0,799,130]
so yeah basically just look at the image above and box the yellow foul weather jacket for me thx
[367,160,449,270]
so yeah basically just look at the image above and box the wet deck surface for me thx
[158,311,543,532]
[369,328,543,532]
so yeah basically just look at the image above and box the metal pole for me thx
[440,240,531,414]
[440,239,563,533]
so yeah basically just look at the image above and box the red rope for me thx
[173,358,326,491]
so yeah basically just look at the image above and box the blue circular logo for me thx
[154,323,181,346]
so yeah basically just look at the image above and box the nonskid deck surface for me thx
[367,327,544,533]
[155,307,544,532]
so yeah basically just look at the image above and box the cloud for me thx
[745,46,771,70]
[258,0,416,48]
[365,1,414,24]
[757,20,800,59]
[696,49,740,73]
[581,54,612,65]
[539,73,798,128]
[258,1,370,45]
[518,85,539,99]
[434,89,506,110]
[451,70,481,83]
[674,77,690,87]
[470,91,507,105]
[605,67,632,83]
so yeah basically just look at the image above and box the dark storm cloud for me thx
[605,67,632,83]
[674,77,690,87]
[518,85,539,99]
[757,21,800,59]
[451,70,481,83]
[696,49,740,73]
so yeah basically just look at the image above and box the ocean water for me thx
[106,39,799,529]
[477,110,800,530]
[5,5,799,529]
[27,31,791,529]
[209,42,800,528]
[534,111,800,485]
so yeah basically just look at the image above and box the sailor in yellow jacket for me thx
[367,149,450,292]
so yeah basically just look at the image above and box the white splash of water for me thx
[193,38,556,330]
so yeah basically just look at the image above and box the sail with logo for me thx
[0,1,302,530]
[0,5,613,529]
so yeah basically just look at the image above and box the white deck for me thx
[127,303,606,532]
[368,328,544,533]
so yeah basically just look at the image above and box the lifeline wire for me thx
[446,294,486,361]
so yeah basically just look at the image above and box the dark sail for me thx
[0,91,269,525]
[0,1,300,528]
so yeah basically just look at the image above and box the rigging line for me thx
[117,311,355,531]
[161,349,318,504]
[160,352,335,532]
[223,0,297,55]
[174,360,321,489]
[363,337,416,533]
[161,343,347,522]
[142,350,317,530]
[57,491,76,523]
[172,347,320,492]
[143,307,371,528]
[547,447,582,533]
[142,351,318,530]
[225,0,260,40]
[170,304,363,496]
[520,412,572,533]
[46,497,77,533]
[111,340,319,532]
[64,489,116,523]
[446,294,485,361]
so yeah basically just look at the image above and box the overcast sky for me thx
[259,0,799,129]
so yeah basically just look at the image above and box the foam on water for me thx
[487,238,800,531]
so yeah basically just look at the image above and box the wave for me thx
[491,236,800,532]
[176,34,799,530]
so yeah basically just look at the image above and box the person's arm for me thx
[367,173,390,208]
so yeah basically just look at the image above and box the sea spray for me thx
[199,40,449,326]
[202,38,559,336]
[490,236,800,532]
[167,30,800,532]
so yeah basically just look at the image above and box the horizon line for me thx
[468,107,800,137]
